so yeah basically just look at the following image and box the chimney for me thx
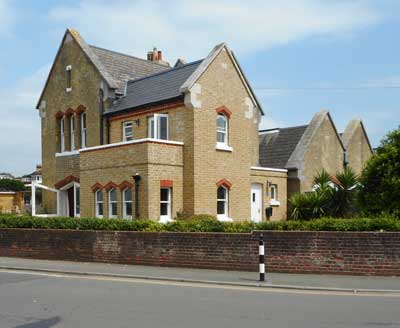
[146,47,170,67]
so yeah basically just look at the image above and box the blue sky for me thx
[1,0,399,176]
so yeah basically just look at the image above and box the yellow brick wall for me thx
[40,34,105,214]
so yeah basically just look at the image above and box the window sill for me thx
[269,200,280,206]
[217,215,233,222]
[55,150,80,157]
[215,143,233,152]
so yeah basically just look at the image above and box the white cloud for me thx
[0,0,13,37]
[0,64,50,176]
[48,0,381,62]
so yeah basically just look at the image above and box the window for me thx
[160,188,171,222]
[123,188,133,219]
[217,186,228,219]
[74,185,80,217]
[60,117,65,152]
[95,190,103,218]
[216,114,228,145]
[270,184,277,201]
[109,188,118,218]
[148,114,168,140]
[123,121,133,141]
[66,65,72,92]
[81,112,86,148]
[70,116,75,150]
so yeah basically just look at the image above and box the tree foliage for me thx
[0,179,26,192]
[359,127,400,217]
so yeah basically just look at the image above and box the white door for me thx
[251,184,262,223]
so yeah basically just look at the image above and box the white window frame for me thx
[95,190,104,218]
[80,112,87,148]
[70,115,75,150]
[66,65,72,92]
[159,187,172,222]
[122,188,133,220]
[123,121,133,141]
[270,184,280,206]
[60,117,65,152]
[108,188,118,219]
[217,186,229,221]
[148,114,169,140]
[216,114,228,146]
[74,183,80,217]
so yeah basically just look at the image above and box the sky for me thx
[0,0,399,176]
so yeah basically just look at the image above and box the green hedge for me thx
[0,215,399,232]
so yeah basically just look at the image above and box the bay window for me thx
[109,188,118,218]
[95,190,103,218]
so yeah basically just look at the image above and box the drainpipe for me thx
[99,89,104,145]
[133,173,141,219]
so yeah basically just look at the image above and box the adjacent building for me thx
[259,110,373,202]
[21,165,43,185]
[36,29,287,222]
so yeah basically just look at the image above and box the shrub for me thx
[0,215,398,232]
[359,127,400,218]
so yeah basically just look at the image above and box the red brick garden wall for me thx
[0,229,399,276]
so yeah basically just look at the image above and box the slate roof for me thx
[107,60,203,114]
[259,125,308,169]
[90,46,170,94]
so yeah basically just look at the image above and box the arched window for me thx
[60,117,65,152]
[80,112,87,148]
[109,188,118,218]
[216,114,228,145]
[70,115,75,150]
[217,186,228,219]
[123,188,133,219]
[95,190,103,218]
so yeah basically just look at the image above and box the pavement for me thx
[0,257,399,294]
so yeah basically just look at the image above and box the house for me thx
[21,165,43,185]
[259,110,372,203]
[0,173,14,180]
[35,28,287,222]
[0,190,24,214]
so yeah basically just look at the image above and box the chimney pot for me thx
[158,50,162,61]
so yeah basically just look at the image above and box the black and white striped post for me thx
[259,233,265,281]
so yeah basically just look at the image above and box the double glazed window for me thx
[81,113,87,148]
[217,186,228,219]
[123,121,133,141]
[70,116,75,150]
[109,189,118,218]
[60,117,65,152]
[216,114,228,145]
[95,190,104,218]
[148,114,168,140]
[123,188,133,219]
[160,188,171,221]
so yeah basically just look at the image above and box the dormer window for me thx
[148,114,168,140]
[66,65,72,92]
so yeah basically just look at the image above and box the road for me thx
[0,270,399,328]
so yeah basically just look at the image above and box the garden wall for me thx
[0,229,399,276]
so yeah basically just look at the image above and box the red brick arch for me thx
[216,178,232,190]
[215,106,232,118]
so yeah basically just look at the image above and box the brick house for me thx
[259,110,373,202]
[35,29,287,222]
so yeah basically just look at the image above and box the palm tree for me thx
[331,167,359,218]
